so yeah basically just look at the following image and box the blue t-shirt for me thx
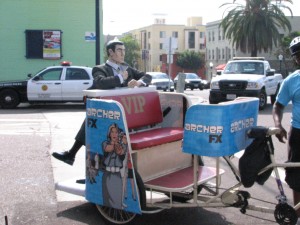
[276,70,300,128]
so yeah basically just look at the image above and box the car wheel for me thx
[258,89,267,110]
[0,89,20,109]
[199,85,204,91]
[209,95,218,104]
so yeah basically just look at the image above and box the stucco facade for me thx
[126,17,206,78]
[0,0,102,81]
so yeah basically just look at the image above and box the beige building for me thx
[126,17,206,73]
[205,16,300,78]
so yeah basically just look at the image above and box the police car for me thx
[0,61,93,109]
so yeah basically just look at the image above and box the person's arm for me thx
[91,65,122,89]
[126,67,152,87]
[272,101,287,143]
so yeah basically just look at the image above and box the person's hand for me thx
[120,70,128,81]
[275,126,287,143]
[114,143,123,154]
[127,79,141,88]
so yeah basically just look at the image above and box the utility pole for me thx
[168,37,172,91]
[95,0,104,65]
[95,0,100,65]
[164,37,177,90]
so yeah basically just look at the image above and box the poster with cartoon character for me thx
[85,99,141,214]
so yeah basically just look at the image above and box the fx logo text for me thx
[209,134,222,143]
[87,118,97,128]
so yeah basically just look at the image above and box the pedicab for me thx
[55,86,300,225]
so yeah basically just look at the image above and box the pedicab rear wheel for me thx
[96,171,146,225]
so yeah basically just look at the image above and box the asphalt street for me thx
[0,89,295,225]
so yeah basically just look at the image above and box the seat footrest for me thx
[55,178,86,197]
[144,166,225,192]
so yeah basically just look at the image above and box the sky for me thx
[102,0,300,35]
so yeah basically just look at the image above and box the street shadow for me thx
[0,103,86,114]
[56,202,234,225]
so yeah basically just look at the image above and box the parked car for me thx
[146,72,174,91]
[201,79,210,89]
[0,61,93,108]
[174,73,204,90]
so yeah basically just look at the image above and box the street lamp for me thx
[209,62,213,80]
[278,54,283,73]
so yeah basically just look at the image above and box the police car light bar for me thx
[232,57,265,61]
[60,61,72,66]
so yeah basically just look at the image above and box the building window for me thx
[188,31,195,49]
[143,32,147,49]
[222,48,225,59]
[208,32,211,42]
[25,29,62,59]
[208,50,211,60]
[200,43,205,49]
[148,32,151,38]
[200,31,204,38]
[148,43,151,50]
[172,31,178,38]
[218,30,221,40]
[228,49,231,59]
[212,31,215,41]
[160,31,166,38]
[159,55,163,61]
[159,43,163,50]
[212,50,215,60]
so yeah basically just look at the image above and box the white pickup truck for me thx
[209,57,283,110]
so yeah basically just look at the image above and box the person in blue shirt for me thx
[273,36,300,219]
[52,37,151,165]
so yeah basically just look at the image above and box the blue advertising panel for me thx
[85,99,141,214]
[182,98,259,157]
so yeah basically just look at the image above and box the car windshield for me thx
[152,73,169,79]
[185,73,200,79]
[223,62,264,75]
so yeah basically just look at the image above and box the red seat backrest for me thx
[101,91,163,129]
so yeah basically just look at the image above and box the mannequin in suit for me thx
[52,37,152,165]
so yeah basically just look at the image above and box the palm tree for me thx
[220,0,293,56]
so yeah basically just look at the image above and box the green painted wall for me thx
[0,0,104,81]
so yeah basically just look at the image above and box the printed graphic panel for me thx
[183,98,259,157]
[85,99,141,214]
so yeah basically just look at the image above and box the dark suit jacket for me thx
[75,63,152,145]
[91,63,152,90]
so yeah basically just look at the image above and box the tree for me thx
[279,31,300,57]
[278,31,300,70]
[120,35,140,68]
[220,0,293,56]
[176,50,204,72]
